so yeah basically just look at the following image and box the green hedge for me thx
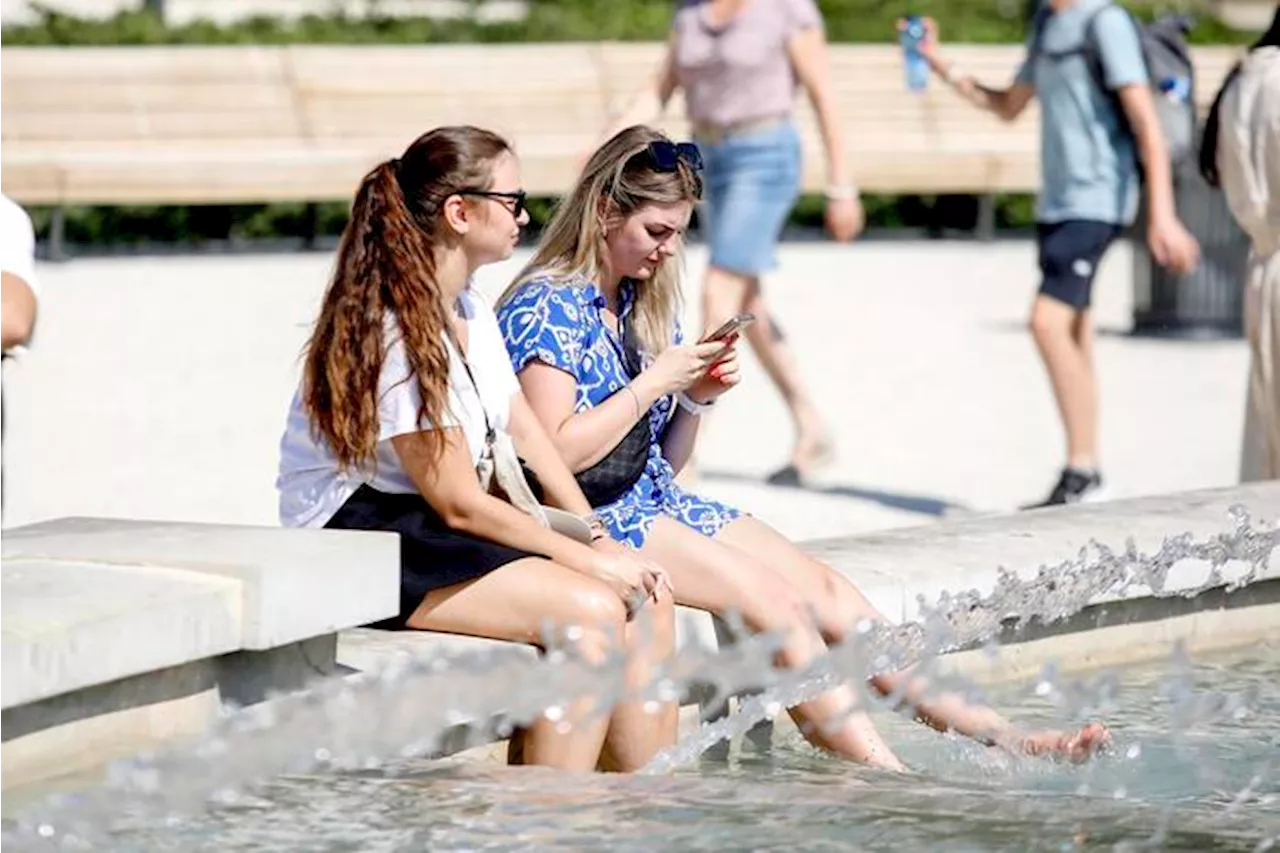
[2,1,1255,47]
[5,2,1253,249]
[24,192,1040,252]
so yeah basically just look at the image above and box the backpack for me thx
[1029,3,1198,167]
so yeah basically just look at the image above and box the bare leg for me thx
[1029,296,1098,470]
[742,288,831,473]
[641,516,906,770]
[702,266,830,477]
[715,517,1111,760]
[406,557,628,772]
[598,590,679,772]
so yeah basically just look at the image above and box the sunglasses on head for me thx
[643,141,703,173]
[456,189,528,219]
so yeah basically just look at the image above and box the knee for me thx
[1027,301,1069,341]
[563,585,628,664]
[820,572,885,644]
[1027,308,1051,339]
[627,591,676,659]
[702,269,751,317]
[742,579,813,636]
[650,590,676,644]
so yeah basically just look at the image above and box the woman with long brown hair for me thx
[276,126,677,772]
[498,125,1109,769]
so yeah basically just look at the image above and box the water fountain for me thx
[2,494,1278,851]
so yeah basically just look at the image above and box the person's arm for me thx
[1090,8,1199,274]
[507,390,595,516]
[660,407,703,475]
[912,18,1035,122]
[787,24,863,241]
[391,427,663,604]
[517,339,727,474]
[660,342,740,474]
[596,31,681,145]
[504,285,723,471]
[1,272,37,352]
[1115,83,1197,273]
[1,198,41,353]
[518,360,666,473]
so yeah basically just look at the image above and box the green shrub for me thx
[3,1,1257,46]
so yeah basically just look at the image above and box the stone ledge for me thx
[804,483,1280,623]
[337,606,723,673]
[1,558,242,709]
[2,517,400,650]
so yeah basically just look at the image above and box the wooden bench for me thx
[1,43,1245,224]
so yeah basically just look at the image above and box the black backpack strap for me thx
[1027,4,1053,58]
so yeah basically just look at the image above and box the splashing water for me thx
[643,505,1277,773]
[3,507,1276,850]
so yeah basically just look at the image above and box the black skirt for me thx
[325,484,540,630]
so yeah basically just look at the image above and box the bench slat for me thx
[0,43,1245,206]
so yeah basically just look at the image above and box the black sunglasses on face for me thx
[456,189,528,219]
[644,141,703,173]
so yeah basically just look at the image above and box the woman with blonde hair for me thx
[276,126,677,772]
[497,125,1108,769]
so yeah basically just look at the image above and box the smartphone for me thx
[700,313,756,344]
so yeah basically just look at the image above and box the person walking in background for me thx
[598,0,861,486]
[916,1,1200,507]
[1,193,40,356]
[1200,5,1280,482]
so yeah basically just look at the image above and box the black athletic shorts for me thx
[1036,219,1124,310]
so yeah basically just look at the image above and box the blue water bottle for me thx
[900,15,930,92]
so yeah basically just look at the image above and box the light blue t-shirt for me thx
[1015,0,1148,225]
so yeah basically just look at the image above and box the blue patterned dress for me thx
[497,274,742,549]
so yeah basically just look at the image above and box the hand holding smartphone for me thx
[700,312,756,344]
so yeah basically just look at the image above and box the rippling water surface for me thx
[98,643,1280,852]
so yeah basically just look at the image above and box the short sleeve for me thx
[376,333,461,442]
[467,289,521,399]
[0,195,39,298]
[1092,7,1147,90]
[1015,56,1036,87]
[498,283,587,378]
[782,0,823,37]
[1015,15,1041,88]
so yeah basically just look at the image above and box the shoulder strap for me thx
[442,316,497,446]
[1028,5,1053,57]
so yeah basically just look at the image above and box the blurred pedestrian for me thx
[1,194,40,356]
[1200,5,1280,481]
[917,2,1200,506]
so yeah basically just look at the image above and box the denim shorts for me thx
[696,120,802,277]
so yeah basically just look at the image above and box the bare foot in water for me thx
[1005,723,1112,762]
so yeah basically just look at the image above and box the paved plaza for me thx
[0,238,1247,543]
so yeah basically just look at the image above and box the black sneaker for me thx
[1025,468,1106,509]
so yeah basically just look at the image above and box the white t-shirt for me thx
[1,194,41,357]
[276,287,519,528]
